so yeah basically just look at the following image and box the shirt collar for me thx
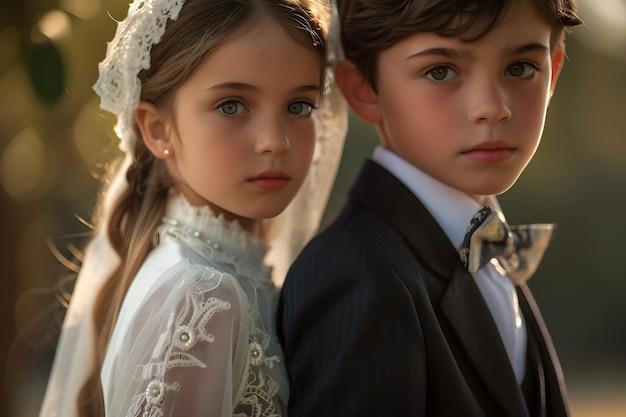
[372,146,502,249]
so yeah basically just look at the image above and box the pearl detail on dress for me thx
[249,341,265,366]
[173,325,196,350]
[145,380,166,404]
[162,217,236,263]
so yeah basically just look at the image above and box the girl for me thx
[39,0,346,416]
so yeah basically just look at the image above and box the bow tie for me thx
[460,206,556,285]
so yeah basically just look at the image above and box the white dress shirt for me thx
[372,146,527,384]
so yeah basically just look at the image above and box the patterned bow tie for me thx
[460,206,556,285]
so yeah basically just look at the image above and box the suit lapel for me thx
[441,262,528,416]
[349,160,528,416]
[518,284,570,417]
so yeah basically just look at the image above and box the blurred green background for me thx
[1,1,624,416]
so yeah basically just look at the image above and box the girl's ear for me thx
[549,45,565,97]
[135,102,172,159]
[334,60,381,124]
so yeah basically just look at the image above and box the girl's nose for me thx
[255,116,290,154]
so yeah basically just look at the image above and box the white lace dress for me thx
[100,193,288,416]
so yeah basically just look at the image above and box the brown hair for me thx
[336,0,583,90]
[77,0,328,415]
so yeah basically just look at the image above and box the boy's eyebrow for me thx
[509,42,551,56]
[406,42,551,61]
[208,82,322,92]
[406,47,462,61]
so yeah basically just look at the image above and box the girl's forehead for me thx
[174,20,322,94]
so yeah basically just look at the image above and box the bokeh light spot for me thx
[73,97,119,169]
[1,128,47,202]
[38,10,71,40]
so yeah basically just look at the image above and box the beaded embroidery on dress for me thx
[100,193,288,416]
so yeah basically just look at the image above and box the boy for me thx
[278,0,583,416]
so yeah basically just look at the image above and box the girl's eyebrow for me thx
[295,84,323,93]
[208,82,322,93]
[208,82,257,91]
[405,42,550,61]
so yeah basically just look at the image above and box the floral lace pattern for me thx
[234,305,282,417]
[125,266,284,416]
[128,273,232,416]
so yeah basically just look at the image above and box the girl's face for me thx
[160,18,321,231]
[354,1,562,203]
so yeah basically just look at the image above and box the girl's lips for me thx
[462,141,515,163]
[249,178,289,190]
[248,171,289,190]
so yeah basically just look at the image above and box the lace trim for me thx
[158,192,271,282]
[126,268,282,417]
[93,0,186,153]
[158,223,272,283]
[165,193,268,260]
[233,307,282,417]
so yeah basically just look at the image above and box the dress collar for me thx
[161,192,270,277]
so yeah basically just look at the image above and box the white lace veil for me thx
[38,0,346,416]
[265,1,347,284]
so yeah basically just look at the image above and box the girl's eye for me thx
[287,101,315,117]
[219,100,246,116]
[506,62,537,79]
[425,66,458,82]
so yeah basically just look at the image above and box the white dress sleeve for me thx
[101,261,250,417]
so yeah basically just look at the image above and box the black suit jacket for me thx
[278,160,570,417]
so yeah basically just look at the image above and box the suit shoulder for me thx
[297,202,401,264]
[284,202,424,294]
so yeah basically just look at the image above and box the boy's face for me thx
[353,1,562,200]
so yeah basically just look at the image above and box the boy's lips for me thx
[248,170,290,190]
[462,140,515,163]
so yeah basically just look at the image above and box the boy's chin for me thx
[460,179,520,200]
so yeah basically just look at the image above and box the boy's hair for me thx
[336,0,583,90]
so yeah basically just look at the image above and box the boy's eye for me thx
[425,66,458,82]
[287,101,315,116]
[506,62,537,79]
[219,100,246,116]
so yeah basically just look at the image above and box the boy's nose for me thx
[467,79,512,124]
